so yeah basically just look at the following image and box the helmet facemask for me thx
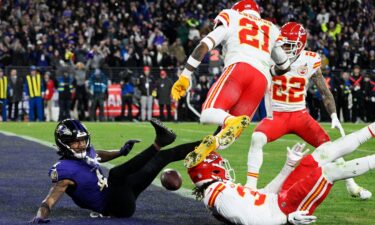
[55,119,91,159]
[188,152,235,187]
[280,22,308,62]
[282,39,304,62]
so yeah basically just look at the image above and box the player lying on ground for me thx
[188,123,375,225]
[30,119,201,223]
[171,0,292,168]
[246,22,371,199]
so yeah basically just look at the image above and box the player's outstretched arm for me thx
[261,143,309,194]
[97,139,141,162]
[171,25,226,101]
[311,68,345,136]
[171,42,209,101]
[270,41,291,76]
[30,179,72,224]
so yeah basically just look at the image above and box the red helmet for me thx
[232,0,260,18]
[280,22,307,59]
[188,152,235,187]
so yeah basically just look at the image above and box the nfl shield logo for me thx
[297,64,308,76]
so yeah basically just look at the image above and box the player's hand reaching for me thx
[120,139,141,156]
[171,75,190,101]
[288,210,317,225]
[330,113,345,136]
[286,143,310,167]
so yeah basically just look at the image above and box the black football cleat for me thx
[150,118,176,147]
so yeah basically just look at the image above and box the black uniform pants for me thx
[105,141,200,217]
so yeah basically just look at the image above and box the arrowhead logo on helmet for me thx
[188,152,235,187]
[232,0,261,18]
[280,22,308,60]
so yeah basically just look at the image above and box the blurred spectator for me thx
[169,38,186,66]
[363,74,375,122]
[44,71,55,122]
[0,68,8,121]
[338,71,352,122]
[120,76,134,121]
[187,18,200,41]
[338,42,352,70]
[87,43,108,69]
[88,68,108,121]
[138,66,154,121]
[322,66,340,121]
[24,66,45,122]
[56,67,75,121]
[350,65,365,123]
[141,48,153,67]
[195,75,210,112]
[316,8,329,25]
[8,69,23,121]
[73,62,89,121]
[156,70,173,121]
[152,44,174,68]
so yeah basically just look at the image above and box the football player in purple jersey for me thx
[30,119,200,223]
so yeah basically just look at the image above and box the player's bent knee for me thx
[321,162,341,183]
[200,108,225,124]
[200,109,210,124]
[251,132,267,148]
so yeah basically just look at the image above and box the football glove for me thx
[171,75,190,101]
[288,210,317,225]
[286,143,310,167]
[330,113,345,137]
[95,169,108,191]
[120,139,141,156]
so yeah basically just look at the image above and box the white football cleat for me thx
[347,185,372,200]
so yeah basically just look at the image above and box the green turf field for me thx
[1,122,374,224]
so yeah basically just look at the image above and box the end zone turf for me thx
[0,133,221,225]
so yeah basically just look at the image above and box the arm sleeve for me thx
[214,10,231,29]
[271,46,290,70]
[206,25,228,48]
[260,164,294,194]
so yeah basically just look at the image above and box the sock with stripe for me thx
[200,108,230,125]
[246,132,267,189]
[323,155,375,183]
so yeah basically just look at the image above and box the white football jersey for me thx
[272,50,322,112]
[209,9,282,84]
[204,181,286,225]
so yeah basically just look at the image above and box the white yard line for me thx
[0,130,195,199]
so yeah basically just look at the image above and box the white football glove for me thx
[331,113,345,137]
[95,169,108,191]
[288,210,317,225]
[286,143,310,167]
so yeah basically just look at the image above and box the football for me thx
[160,168,182,191]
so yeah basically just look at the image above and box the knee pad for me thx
[251,132,267,149]
[200,109,211,124]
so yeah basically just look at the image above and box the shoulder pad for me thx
[214,9,233,28]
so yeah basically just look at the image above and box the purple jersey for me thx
[49,146,108,213]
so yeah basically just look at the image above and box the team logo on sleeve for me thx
[50,168,58,182]
[49,162,60,182]
[297,63,308,76]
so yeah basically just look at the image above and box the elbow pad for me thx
[271,46,290,70]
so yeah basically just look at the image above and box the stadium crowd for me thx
[0,0,374,122]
